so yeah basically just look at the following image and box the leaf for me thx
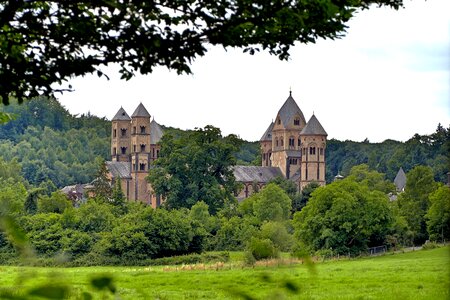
[28,285,69,299]
[90,275,116,293]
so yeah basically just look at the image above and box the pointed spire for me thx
[131,103,151,118]
[289,87,292,97]
[260,121,274,141]
[277,93,306,127]
[300,114,327,136]
[112,107,131,121]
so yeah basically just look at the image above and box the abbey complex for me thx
[107,92,327,207]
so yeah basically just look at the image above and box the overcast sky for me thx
[57,0,450,143]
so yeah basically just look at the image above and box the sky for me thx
[57,0,450,143]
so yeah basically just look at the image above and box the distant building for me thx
[234,92,327,199]
[107,103,163,207]
[394,167,407,192]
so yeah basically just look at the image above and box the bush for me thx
[247,237,279,260]
[422,241,441,250]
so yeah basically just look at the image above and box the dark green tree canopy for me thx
[0,0,402,103]
[147,126,240,214]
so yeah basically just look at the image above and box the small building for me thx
[394,167,407,192]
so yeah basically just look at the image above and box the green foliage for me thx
[0,178,27,217]
[38,191,72,214]
[214,216,258,251]
[294,178,393,255]
[148,126,241,214]
[259,221,294,252]
[246,237,279,260]
[397,165,438,244]
[0,98,110,188]
[92,158,112,201]
[111,178,125,207]
[425,186,450,242]
[252,183,292,222]
[347,164,395,193]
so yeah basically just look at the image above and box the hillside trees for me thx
[147,126,241,214]
[293,178,393,255]
[0,0,403,103]
[425,186,450,243]
[397,166,438,244]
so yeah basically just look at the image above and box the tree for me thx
[397,166,437,244]
[92,158,112,201]
[0,0,403,103]
[425,186,450,243]
[252,183,292,223]
[147,126,240,214]
[293,178,393,255]
[111,178,125,207]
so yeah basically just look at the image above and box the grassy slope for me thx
[0,247,448,299]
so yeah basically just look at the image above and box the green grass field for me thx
[0,247,449,299]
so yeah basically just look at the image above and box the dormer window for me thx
[277,118,281,125]
[294,119,300,126]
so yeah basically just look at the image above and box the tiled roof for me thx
[131,103,151,118]
[112,107,131,121]
[394,167,406,191]
[300,114,327,136]
[106,161,132,179]
[260,122,274,141]
[233,166,283,183]
[150,119,164,144]
[277,94,306,128]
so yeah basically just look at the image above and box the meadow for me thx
[0,247,448,299]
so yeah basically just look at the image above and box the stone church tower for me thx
[259,92,327,190]
[108,103,163,207]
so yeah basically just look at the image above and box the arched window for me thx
[289,137,295,148]
[120,128,127,137]
[320,148,324,155]
[275,138,279,147]
[139,163,146,171]
[280,138,284,146]
[297,139,301,147]
[309,147,316,155]
[121,147,127,155]
[294,118,300,126]
[113,147,116,155]
[140,144,146,152]
[113,129,117,138]
[140,126,146,134]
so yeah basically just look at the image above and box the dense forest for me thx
[0,97,448,189]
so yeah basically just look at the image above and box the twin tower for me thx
[109,103,163,205]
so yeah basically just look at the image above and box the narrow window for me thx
[140,163,145,171]
[320,148,324,155]
[141,144,146,152]
[113,147,116,155]
[298,139,301,147]
[140,126,146,134]
[156,150,159,157]
[113,129,117,138]
[280,138,284,146]
[133,144,136,152]
[133,126,137,134]
[294,119,300,126]
[121,128,127,137]
[275,138,278,147]
[133,164,136,170]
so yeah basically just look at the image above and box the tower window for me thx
[139,163,145,171]
[309,147,316,155]
[280,139,284,146]
[277,119,281,125]
[133,144,136,152]
[298,139,301,147]
[140,126,146,134]
[113,147,116,155]
[133,126,137,134]
[141,144,146,152]
[275,138,278,147]
[156,150,159,157]
[121,147,127,155]
[120,128,127,137]
[113,129,117,138]
[294,119,300,126]
[289,138,295,147]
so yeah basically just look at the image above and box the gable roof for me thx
[150,119,164,144]
[233,166,283,183]
[112,107,131,121]
[277,94,306,127]
[260,122,274,141]
[106,161,132,179]
[300,114,327,136]
[394,167,407,191]
[131,103,151,118]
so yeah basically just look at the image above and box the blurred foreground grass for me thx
[0,247,448,299]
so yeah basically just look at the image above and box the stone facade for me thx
[108,103,163,208]
[235,92,327,199]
